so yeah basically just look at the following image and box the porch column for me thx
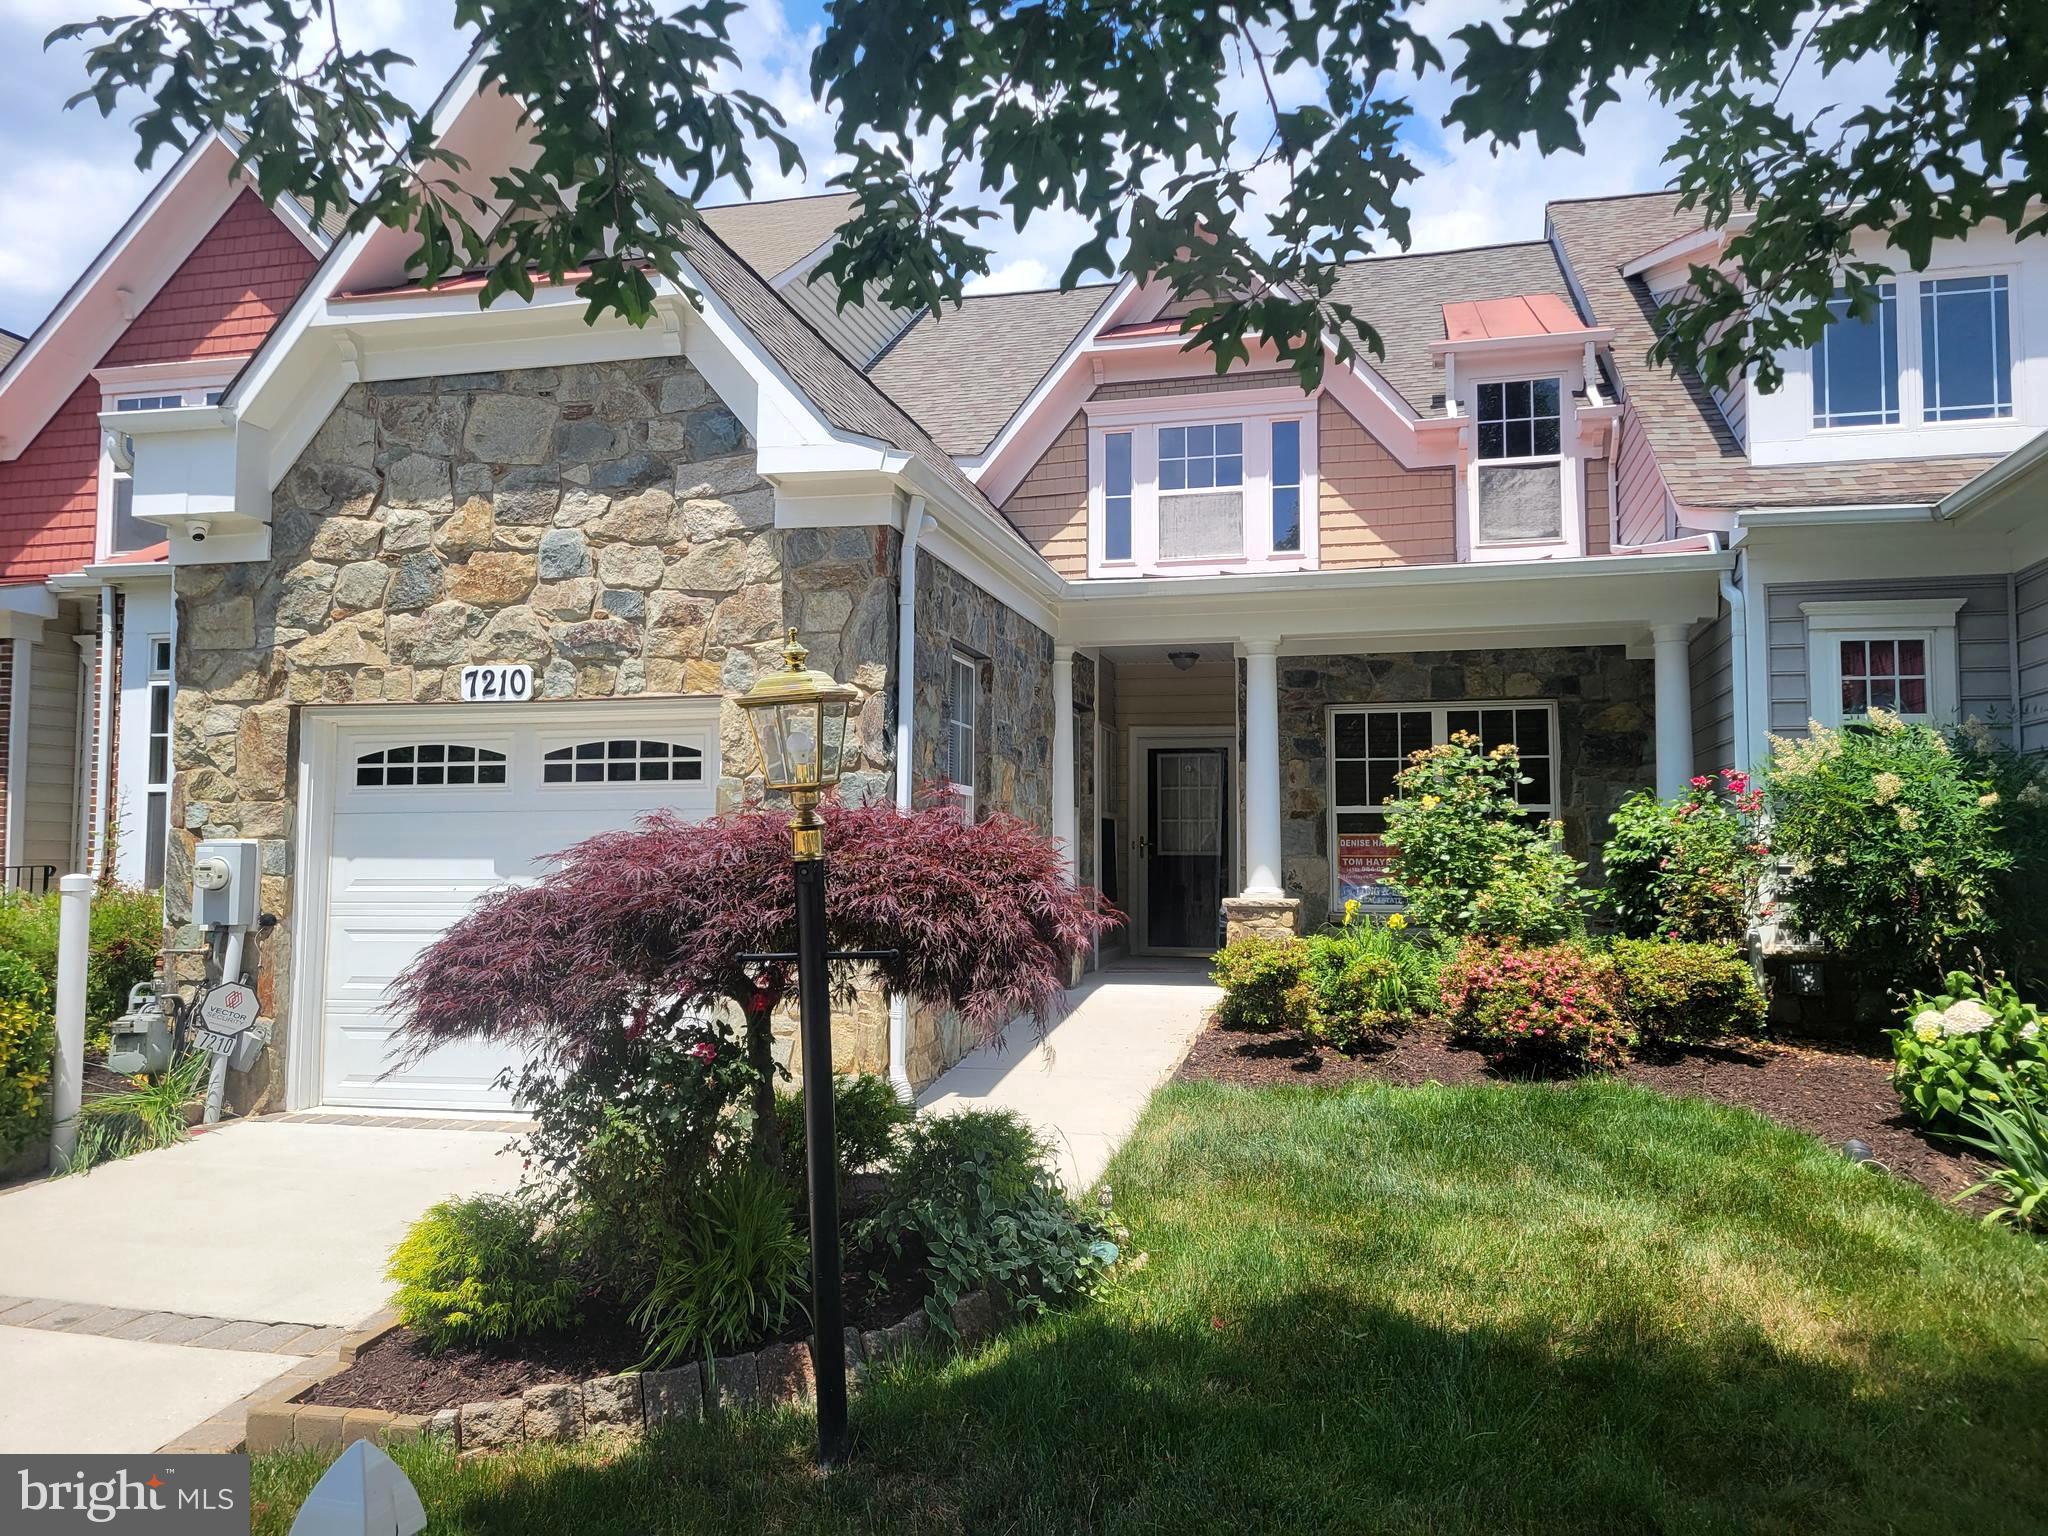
[1241,640,1284,897]
[1652,622,1695,799]
[1052,644,1077,883]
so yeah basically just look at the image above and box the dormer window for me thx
[1085,393,1318,577]
[1474,379,1563,545]
[1811,284,1900,428]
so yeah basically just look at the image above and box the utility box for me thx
[192,838,260,929]
[107,983,175,1077]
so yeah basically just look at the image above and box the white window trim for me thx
[1800,598,1965,728]
[1455,365,1589,564]
[1807,268,2021,437]
[1084,390,1319,578]
[1323,700,1561,912]
[93,359,247,562]
[946,650,978,823]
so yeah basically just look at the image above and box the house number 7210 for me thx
[459,664,534,702]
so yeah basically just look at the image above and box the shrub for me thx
[1301,907,1444,1051]
[1953,1064,2048,1231]
[1211,934,1312,1033]
[0,994,54,1164]
[1604,772,1769,944]
[0,885,161,1057]
[72,1047,208,1169]
[1440,939,1629,1074]
[632,1160,808,1370]
[1382,733,1584,942]
[1946,717,2048,989]
[1765,711,2008,988]
[1890,971,2048,1130]
[857,1109,1115,1332]
[775,1072,915,1189]
[1608,938,1767,1047]
[387,1196,582,1353]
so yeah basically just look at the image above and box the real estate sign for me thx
[1336,833,1398,907]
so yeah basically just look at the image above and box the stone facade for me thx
[168,356,899,1109]
[1273,646,1656,929]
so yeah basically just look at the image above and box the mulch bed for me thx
[299,1259,926,1414]
[1177,1016,1985,1206]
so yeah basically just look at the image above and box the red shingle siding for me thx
[0,191,314,580]
[101,190,316,366]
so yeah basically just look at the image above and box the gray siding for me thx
[779,257,917,369]
[1765,575,2015,737]
[1689,601,1735,775]
[22,622,81,872]
[2019,558,2048,753]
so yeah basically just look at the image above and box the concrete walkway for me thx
[920,958,1219,1192]
[0,1115,522,1453]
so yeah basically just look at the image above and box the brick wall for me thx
[1317,394,1457,567]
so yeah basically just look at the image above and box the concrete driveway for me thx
[0,1115,522,1453]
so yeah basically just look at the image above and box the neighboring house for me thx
[0,133,329,891]
[125,55,2048,1118]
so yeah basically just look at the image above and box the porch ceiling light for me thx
[738,629,858,857]
[1168,650,1201,671]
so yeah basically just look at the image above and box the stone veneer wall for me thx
[169,356,900,1109]
[1275,647,1655,929]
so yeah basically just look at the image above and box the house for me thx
[0,133,332,892]
[121,56,2048,1117]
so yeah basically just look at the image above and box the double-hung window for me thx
[144,637,172,890]
[1473,379,1564,545]
[945,651,979,823]
[1155,422,1245,561]
[1811,283,1901,428]
[1921,274,2012,422]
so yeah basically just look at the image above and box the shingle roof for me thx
[697,193,860,283]
[674,214,1021,540]
[1326,241,1576,414]
[1545,192,2001,511]
[867,285,1116,455]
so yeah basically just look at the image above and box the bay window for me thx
[1474,378,1564,545]
[1086,399,1317,576]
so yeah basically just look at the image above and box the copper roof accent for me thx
[1441,292,1589,343]
[696,193,861,282]
[1545,192,2001,512]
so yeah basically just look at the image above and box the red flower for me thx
[689,1040,718,1063]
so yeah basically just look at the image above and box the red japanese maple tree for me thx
[390,801,1117,1165]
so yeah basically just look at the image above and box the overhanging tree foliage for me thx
[391,800,1117,1166]
[50,2,2047,390]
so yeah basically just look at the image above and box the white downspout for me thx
[888,497,933,1101]
[1719,544,1751,772]
[93,586,117,878]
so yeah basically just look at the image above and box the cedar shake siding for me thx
[1000,411,1088,577]
[0,380,103,580]
[1317,394,1455,568]
[1584,455,1612,556]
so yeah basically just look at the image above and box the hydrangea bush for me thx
[1891,971,2048,1129]
[1604,771,1769,944]
[1383,733,1584,942]
[1439,939,1629,1074]
[1765,710,2009,986]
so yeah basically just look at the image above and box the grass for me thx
[253,1079,2048,1534]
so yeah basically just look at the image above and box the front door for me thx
[1144,747,1229,951]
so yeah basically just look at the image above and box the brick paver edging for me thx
[0,1295,348,1357]
[245,1289,1003,1456]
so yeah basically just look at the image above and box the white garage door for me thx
[317,701,720,1111]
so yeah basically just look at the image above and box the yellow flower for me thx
[1344,898,1360,924]
[1420,794,1441,810]
[1911,1011,1943,1044]
[1386,912,1407,930]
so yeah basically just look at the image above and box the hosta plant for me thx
[1891,971,2048,1130]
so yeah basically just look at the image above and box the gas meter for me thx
[107,982,177,1077]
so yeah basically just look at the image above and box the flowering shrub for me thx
[1211,934,1312,1033]
[1604,771,1769,944]
[1383,733,1584,942]
[1765,710,2009,986]
[1608,938,1767,1047]
[1890,971,2048,1129]
[1946,717,2048,988]
[1300,904,1445,1051]
[1439,939,1629,1074]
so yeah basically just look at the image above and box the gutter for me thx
[1718,542,1752,771]
[887,496,934,1102]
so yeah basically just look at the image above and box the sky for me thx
[0,0,1730,340]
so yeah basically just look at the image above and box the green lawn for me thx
[255,1079,2048,1534]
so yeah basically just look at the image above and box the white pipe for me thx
[50,873,92,1171]
[93,587,116,878]
[1720,549,1751,772]
[887,498,933,1102]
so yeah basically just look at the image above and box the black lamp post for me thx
[737,628,860,1470]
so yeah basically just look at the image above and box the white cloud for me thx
[965,258,1052,295]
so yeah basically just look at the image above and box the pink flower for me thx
[689,1040,718,1063]
[1690,775,1714,790]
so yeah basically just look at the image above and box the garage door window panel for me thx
[355,744,508,788]
[543,739,705,784]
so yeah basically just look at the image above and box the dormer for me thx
[1427,295,1617,562]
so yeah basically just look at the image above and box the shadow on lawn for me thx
[367,1287,2041,1536]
